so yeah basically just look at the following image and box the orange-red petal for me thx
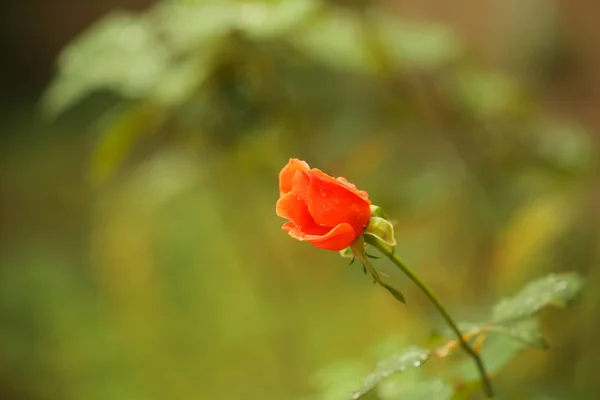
[336,176,370,202]
[282,221,357,251]
[306,169,372,234]
[276,191,325,234]
[291,169,310,200]
[279,158,310,195]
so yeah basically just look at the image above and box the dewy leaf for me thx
[368,335,408,360]
[451,334,523,383]
[378,378,452,400]
[437,321,482,340]
[491,319,549,349]
[492,272,584,323]
[310,360,370,400]
[348,346,430,399]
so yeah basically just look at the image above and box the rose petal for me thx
[306,169,372,233]
[282,221,357,251]
[291,170,310,200]
[336,176,370,201]
[279,158,310,195]
[276,191,323,233]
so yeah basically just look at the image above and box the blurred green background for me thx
[1,0,599,399]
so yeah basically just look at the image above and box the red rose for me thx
[276,158,372,251]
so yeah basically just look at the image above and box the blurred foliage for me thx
[1,0,599,399]
[315,272,583,400]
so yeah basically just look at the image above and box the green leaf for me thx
[348,346,430,399]
[310,360,370,400]
[148,2,236,53]
[150,55,210,106]
[449,380,481,400]
[491,319,549,349]
[454,70,521,117]
[451,334,523,382]
[381,283,406,304]
[42,11,170,116]
[378,378,452,400]
[375,16,461,69]
[437,321,482,340]
[236,0,319,39]
[291,10,375,74]
[492,272,584,323]
[368,335,408,360]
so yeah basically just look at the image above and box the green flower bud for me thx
[363,216,397,247]
[369,204,390,219]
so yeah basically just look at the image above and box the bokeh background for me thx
[1,0,599,399]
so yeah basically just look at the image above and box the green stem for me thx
[371,240,494,398]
